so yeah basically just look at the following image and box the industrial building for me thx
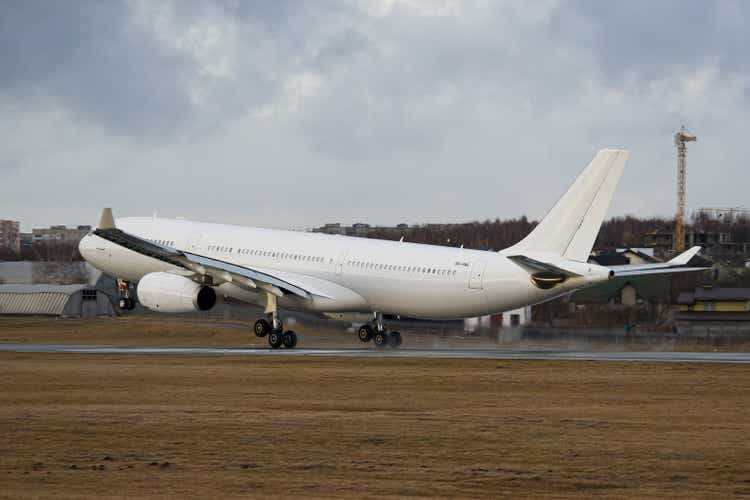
[0,220,20,255]
[313,222,411,238]
[0,284,115,317]
[644,229,750,260]
[31,224,92,243]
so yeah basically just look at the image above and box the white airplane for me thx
[79,149,705,349]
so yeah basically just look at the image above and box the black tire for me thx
[373,331,388,348]
[268,330,284,349]
[282,330,298,349]
[119,298,134,310]
[358,325,374,343]
[388,331,402,348]
[254,319,270,337]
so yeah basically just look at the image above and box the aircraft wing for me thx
[608,246,711,278]
[92,224,314,299]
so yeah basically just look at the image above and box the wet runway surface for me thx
[2,343,750,363]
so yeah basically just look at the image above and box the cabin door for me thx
[468,261,486,290]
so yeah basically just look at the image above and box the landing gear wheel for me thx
[118,298,134,310]
[358,325,374,343]
[268,330,284,349]
[282,330,298,349]
[373,331,389,349]
[254,319,271,337]
[388,331,402,348]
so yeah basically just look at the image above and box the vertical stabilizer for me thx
[508,149,629,262]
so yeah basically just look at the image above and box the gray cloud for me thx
[1,0,748,232]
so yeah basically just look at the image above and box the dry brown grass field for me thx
[0,316,369,348]
[0,316,746,352]
[1,346,750,498]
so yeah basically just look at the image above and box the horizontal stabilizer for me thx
[507,255,581,277]
[668,246,702,265]
[611,266,710,278]
[609,246,710,278]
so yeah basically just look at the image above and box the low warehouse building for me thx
[676,287,750,321]
[0,284,115,317]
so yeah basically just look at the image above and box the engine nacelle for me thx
[137,272,216,313]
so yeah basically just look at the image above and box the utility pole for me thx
[674,125,697,253]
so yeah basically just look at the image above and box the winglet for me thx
[668,246,701,265]
[99,208,115,229]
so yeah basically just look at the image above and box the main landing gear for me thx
[117,279,135,310]
[253,292,297,349]
[358,312,402,349]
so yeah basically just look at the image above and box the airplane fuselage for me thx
[81,217,611,319]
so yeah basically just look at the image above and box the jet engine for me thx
[137,272,216,313]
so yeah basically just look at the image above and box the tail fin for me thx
[509,149,629,262]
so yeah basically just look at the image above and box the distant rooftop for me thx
[678,287,750,305]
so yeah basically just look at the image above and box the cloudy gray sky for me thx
[1,0,747,232]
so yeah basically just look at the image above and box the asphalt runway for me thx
[1,343,750,363]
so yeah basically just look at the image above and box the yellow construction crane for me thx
[674,125,697,253]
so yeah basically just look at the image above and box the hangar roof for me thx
[0,284,91,316]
